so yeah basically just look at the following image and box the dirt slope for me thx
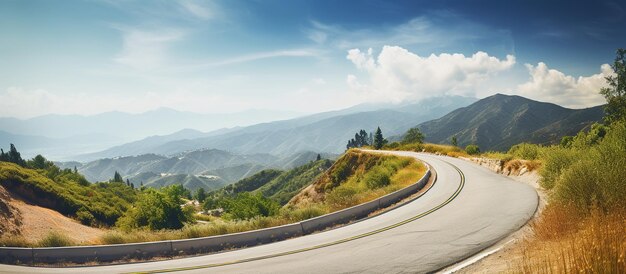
[0,185,105,245]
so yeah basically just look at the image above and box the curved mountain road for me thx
[0,151,538,273]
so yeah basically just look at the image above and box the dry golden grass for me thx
[0,234,30,247]
[517,205,626,273]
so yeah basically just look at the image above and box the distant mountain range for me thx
[56,149,338,191]
[0,108,300,160]
[77,96,477,161]
[417,94,604,151]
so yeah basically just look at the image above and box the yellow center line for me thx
[134,160,465,274]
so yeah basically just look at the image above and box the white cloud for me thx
[516,63,611,108]
[346,46,516,103]
[114,27,185,70]
[0,87,251,119]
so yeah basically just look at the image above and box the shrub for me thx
[364,168,391,189]
[508,143,541,160]
[37,231,75,247]
[76,207,96,226]
[219,193,280,220]
[552,121,626,211]
[116,185,194,231]
[465,144,480,155]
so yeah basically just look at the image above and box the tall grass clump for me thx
[37,231,75,247]
[0,235,31,247]
[516,121,626,272]
[520,208,626,273]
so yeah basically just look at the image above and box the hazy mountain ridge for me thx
[0,108,299,160]
[83,96,476,159]
[417,94,604,151]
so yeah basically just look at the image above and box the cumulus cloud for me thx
[516,63,611,108]
[345,46,516,102]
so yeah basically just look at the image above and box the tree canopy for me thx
[601,48,626,124]
[402,127,425,144]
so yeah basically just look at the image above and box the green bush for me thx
[76,207,96,226]
[364,167,391,189]
[508,143,541,160]
[539,146,581,190]
[465,145,480,155]
[552,122,626,211]
[116,185,194,231]
[219,192,280,220]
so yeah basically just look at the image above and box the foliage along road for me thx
[0,151,538,273]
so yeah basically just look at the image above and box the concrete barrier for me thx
[0,163,431,264]
[0,247,32,264]
[33,240,172,264]
[171,222,303,255]
[300,198,380,234]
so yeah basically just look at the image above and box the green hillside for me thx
[256,159,333,204]
[212,169,284,198]
[208,159,332,205]
[0,161,136,226]
[417,94,604,151]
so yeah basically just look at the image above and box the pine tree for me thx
[374,127,386,149]
[126,179,130,186]
[316,153,322,161]
[6,144,26,167]
[113,171,123,183]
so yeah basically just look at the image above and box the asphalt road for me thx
[0,151,538,273]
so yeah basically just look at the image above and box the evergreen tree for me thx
[112,171,123,183]
[131,183,135,189]
[2,144,26,166]
[451,136,458,147]
[601,48,626,124]
[126,179,130,186]
[374,127,386,149]
[316,153,322,161]
[74,166,78,174]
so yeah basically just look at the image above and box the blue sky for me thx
[1,0,624,118]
